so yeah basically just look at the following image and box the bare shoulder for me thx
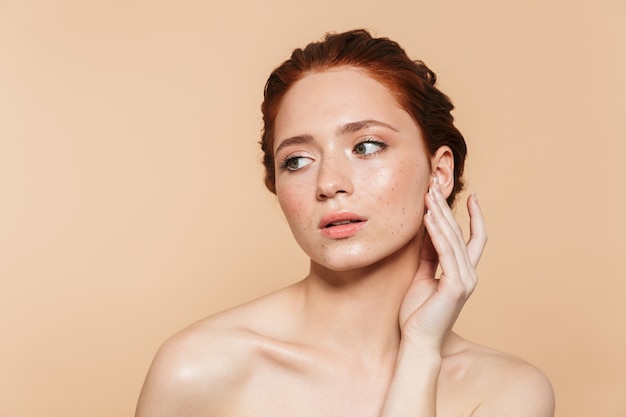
[135,314,251,416]
[135,286,300,417]
[442,334,555,417]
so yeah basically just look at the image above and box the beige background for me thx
[1,0,624,416]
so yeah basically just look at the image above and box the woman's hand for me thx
[398,178,487,350]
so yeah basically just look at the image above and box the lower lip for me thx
[320,221,366,239]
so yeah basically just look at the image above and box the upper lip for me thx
[318,211,367,229]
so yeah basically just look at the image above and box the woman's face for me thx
[273,67,432,272]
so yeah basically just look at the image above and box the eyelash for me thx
[278,138,388,172]
[353,138,387,156]
[279,153,311,171]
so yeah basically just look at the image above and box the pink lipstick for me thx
[319,211,367,239]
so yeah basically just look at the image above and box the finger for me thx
[431,177,465,243]
[424,207,476,303]
[425,183,471,271]
[466,193,487,268]
[423,206,463,287]
[425,184,476,292]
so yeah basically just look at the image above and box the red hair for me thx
[260,29,467,205]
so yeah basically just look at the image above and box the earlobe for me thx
[431,146,455,199]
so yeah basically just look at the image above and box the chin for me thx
[310,244,401,273]
[319,233,423,271]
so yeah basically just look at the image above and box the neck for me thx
[298,233,423,361]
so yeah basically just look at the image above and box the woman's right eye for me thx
[281,156,313,171]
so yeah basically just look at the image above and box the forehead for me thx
[274,67,408,144]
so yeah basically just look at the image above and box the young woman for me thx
[136,29,554,417]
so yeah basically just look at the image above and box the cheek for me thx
[277,187,311,232]
[367,163,429,234]
[371,164,425,208]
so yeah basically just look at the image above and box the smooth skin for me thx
[136,68,554,417]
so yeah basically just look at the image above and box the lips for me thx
[326,219,359,227]
[319,211,367,239]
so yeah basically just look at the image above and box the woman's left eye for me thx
[353,140,386,156]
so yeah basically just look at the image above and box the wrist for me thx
[399,327,446,358]
[381,337,442,417]
[397,339,442,367]
[393,338,443,383]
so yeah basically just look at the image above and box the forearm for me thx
[380,342,442,417]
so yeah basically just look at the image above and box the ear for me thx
[430,146,455,199]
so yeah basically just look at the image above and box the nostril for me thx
[317,188,346,200]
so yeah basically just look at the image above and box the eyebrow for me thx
[274,134,314,156]
[336,119,399,135]
[274,119,398,155]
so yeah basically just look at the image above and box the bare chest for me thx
[219,358,476,417]
[231,366,388,417]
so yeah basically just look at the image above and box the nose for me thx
[316,157,353,200]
